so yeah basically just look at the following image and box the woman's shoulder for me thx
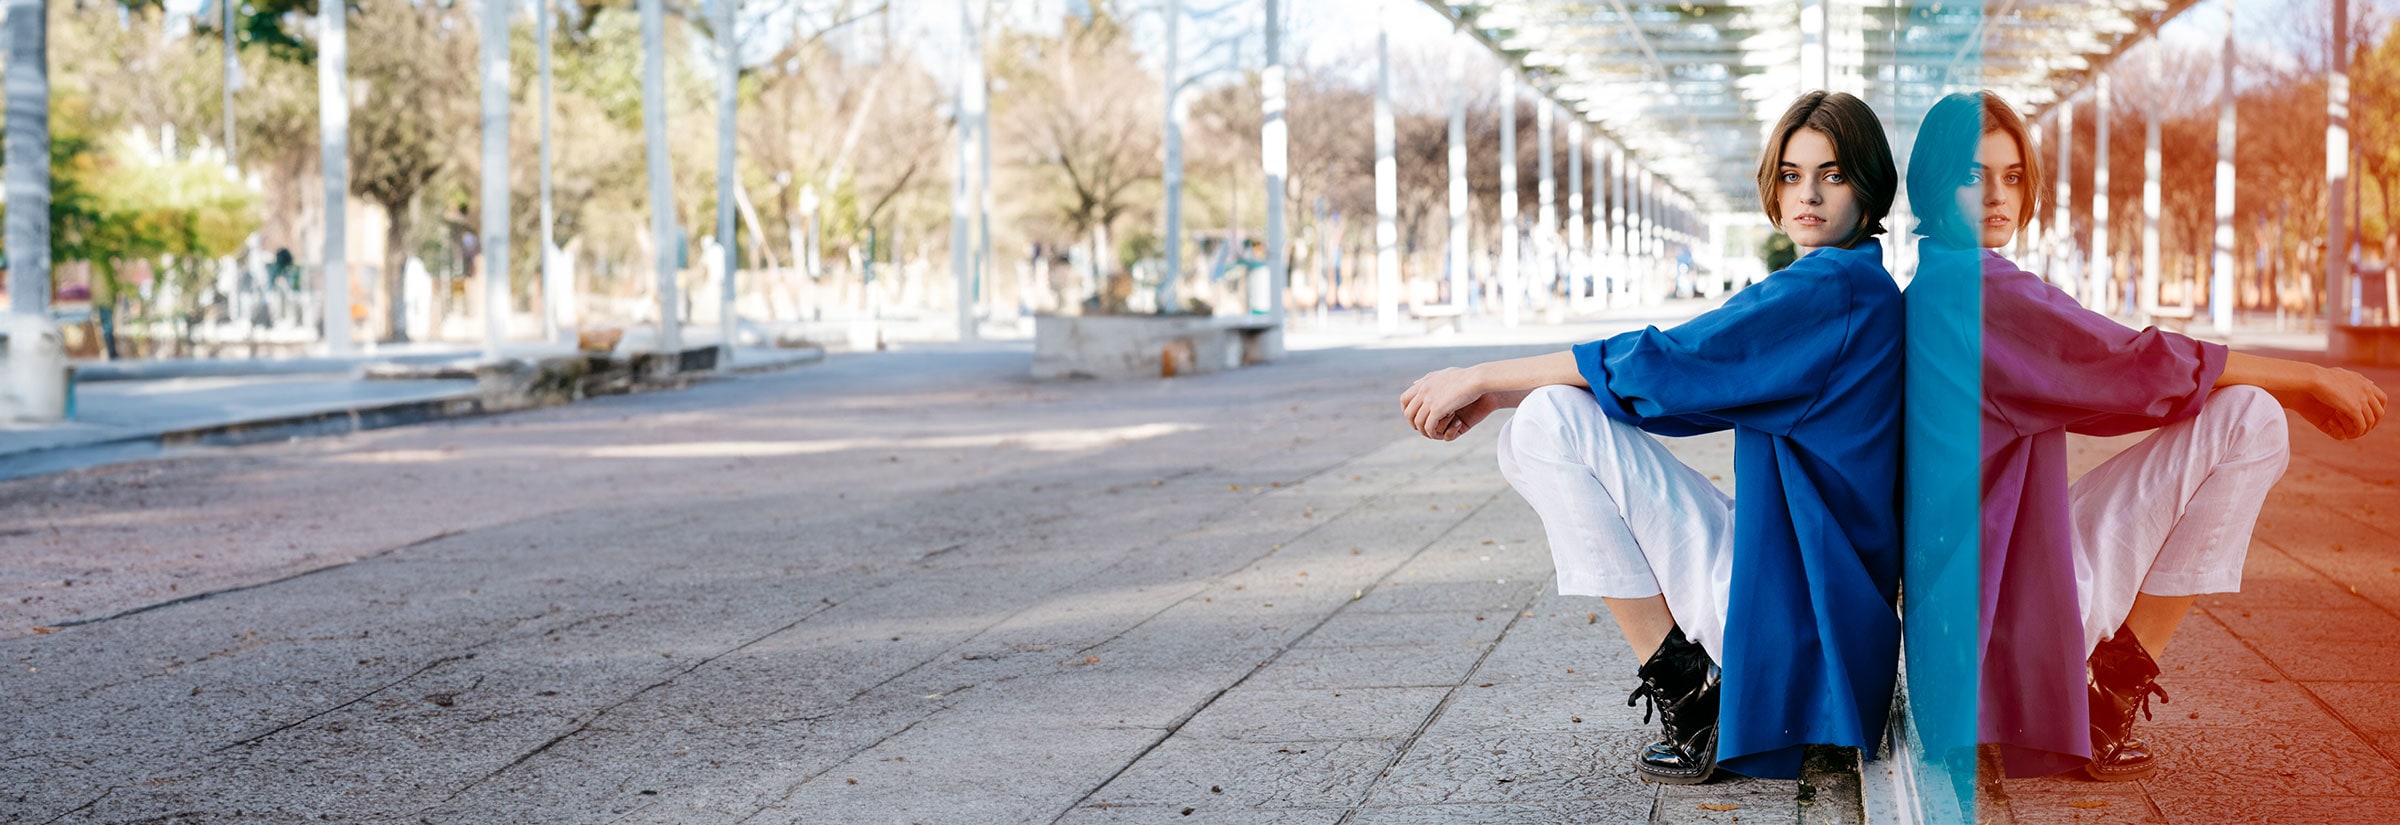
[1728,241,1891,323]
[1793,237,1886,270]
[1772,238,1889,287]
[1769,239,1896,307]
[1977,252,2073,306]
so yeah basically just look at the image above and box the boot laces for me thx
[1627,683,1671,726]
[2130,681,2169,723]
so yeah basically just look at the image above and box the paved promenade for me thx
[2,311,2393,823]
[1987,352,2400,824]
[1,312,1859,824]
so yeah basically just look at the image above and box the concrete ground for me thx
[1986,354,2400,825]
[1,310,1859,824]
[7,308,2394,824]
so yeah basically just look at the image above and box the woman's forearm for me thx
[2216,351,2322,395]
[1470,351,1590,397]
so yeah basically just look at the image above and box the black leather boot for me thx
[1626,626,1721,784]
[2085,626,2170,782]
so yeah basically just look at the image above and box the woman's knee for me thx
[2207,385,2289,466]
[1519,384,1591,423]
[1497,386,1592,477]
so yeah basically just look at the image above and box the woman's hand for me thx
[1402,366,1486,440]
[2220,352,2388,440]
[2291,366,2388,440]
[1402,352,1586,441]
[1429,390,1532,441]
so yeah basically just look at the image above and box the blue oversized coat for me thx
[1569,239,1903,779]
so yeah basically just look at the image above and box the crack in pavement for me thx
[34,786,114,825]
[733,706,952,824]
[44,529,466,632]
[1044,478,1510,825]
[1333,587,1541,824]
[412,596,847,818]
[216,653,480,752]
[837,437,1413,707]
[1068,445,1489,660]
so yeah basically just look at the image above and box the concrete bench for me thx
[1408,303,1467,333]
[2334,324,2400,366]
[1033,314,1284,379]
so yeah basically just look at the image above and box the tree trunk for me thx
[383,200,411,342]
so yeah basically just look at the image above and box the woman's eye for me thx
[2005,173,2022,185]
[1781,172,1800,183]
[1824,173,1845,184]
[1965,172,1984,185]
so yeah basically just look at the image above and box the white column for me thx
[316,1,351,352]
[1160,0,1184,316]
[1445,40,1466,311]
[479,0,512,352]
[539,0,565,344]
[2331,0,2353,336]
[977,39,994,325]
[1264,0,1288,322]
[716,0,739,356]
[2055,102,2073,296]
[2091,75,2112,314]
[221,0,236,164]
[1374,0,1398,334]
[2211,0,2236,331]
[1498,68,1519,327]
[641,0,678,352]
[2020,122,2040,262]
[1799,0,1827,94]
[2142,46,2162,321]
[1632,167,1651,299]
[1610,142,1627,303]
[4,0,45,318]
[1568,118,1585,312]
[1537,98,1555,307]
[953,0,985,339]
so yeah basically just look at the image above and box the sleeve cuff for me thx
[2193,340,2231,392]
[1571,335,1642,426]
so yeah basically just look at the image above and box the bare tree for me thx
[349,2,475,341]
[991,9,1162,287]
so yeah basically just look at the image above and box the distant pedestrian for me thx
[1906,91,2388,781]
[270,248,297,291]
[1400,91,1905,784]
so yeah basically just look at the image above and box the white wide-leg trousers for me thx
[1495,383,2289,662]
[1495,385,1736,660]
[2070,385,2290,654]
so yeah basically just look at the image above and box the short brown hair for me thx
[1755,91,1898,250]
[1906,91,2048,243]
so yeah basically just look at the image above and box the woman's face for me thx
[1775,128,1862,252]
[1957,130,2026,248]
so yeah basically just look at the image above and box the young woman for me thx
[1399,91,1903,783]
[1906,91,2387,780]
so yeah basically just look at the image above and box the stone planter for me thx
[1032,314,1283,380]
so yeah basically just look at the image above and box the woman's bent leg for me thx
[2069,386,2284,780]
[1496,385,1737,661]
[2069,385,2291,656]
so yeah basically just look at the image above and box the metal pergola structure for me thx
[1414,0,2206,216]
